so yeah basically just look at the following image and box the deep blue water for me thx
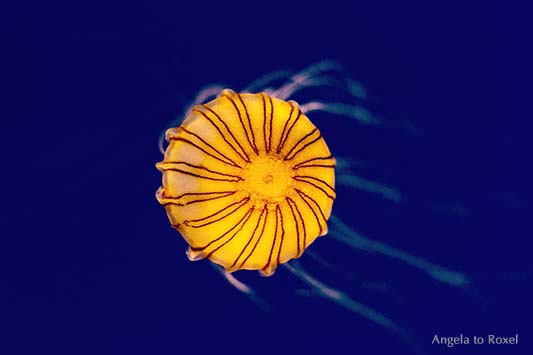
[2,1,532,354]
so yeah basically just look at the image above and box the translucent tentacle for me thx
[283,262,396,329]
[243,69,293,93]
[304,249,359,281]
[187,84,227,112]
[211,263,274,313]
[346,78,368,100]
[271,60,345,100]
[305,249,398,295]
[272,61,422,136]
[335,157,398,177]
[329,215,470,288]
[299,101,381,126]
[297,100,420,136]
[336,174,404,203]
[158,131,170,155]
[283,262,425,354]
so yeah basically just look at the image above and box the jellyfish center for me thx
[240,155,294,204]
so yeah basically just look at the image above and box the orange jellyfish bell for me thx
[156,89,336,276]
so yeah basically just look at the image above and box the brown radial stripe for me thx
[239,204,269,269]
[159,161,242,181]
[295,188,328,226]
[230,205,268,269]
[267,95,274,152]
[287,197,307,253]
[205,207,256,258]
[235,93,258,154]
[292,176,335,200]
[162,191,237,207]
[225,94,258,155]
[163,168,239,183]
[294,189,324,235]
[170,131,240,168]
[285,136,323,162]
[190,206,255,253]
[163,191,237,200]
[178,126,243,167]
[277,104,302,154]
[285,197,302,256]
[295,163,336,169]
[260,94,268,153]
[280,108,302,153]
[275,204,285,268]
[262,204,280,273]
[293,155,334,169]
[295,175,335,193]
[184,197,250,228]
[285,127,320,160]
[195,106,251,163]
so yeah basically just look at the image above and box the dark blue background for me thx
[2,1,532,354]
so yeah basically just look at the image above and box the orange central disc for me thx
[238,155,294,205]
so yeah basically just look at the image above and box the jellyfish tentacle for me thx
[283,262,425,355]
[211,263,275,313]
[158,134,168,155]
[271,60,345,100]
[297,100,421,137]
[274,62,424,137]
[192,84,227,107]
[304,249,407,304]
[334,157,403,203]
[329,215,470,288]
[283,262,395,329]
[274,76,340,100]
[299,101,381,126]
[337,173,403,203]
[244,69,293,93]
[304,249,360,281]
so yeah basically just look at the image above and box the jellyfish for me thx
[156,88,334,276]
[156,61,471,353]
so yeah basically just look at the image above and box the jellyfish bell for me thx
[156,89,335,276]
